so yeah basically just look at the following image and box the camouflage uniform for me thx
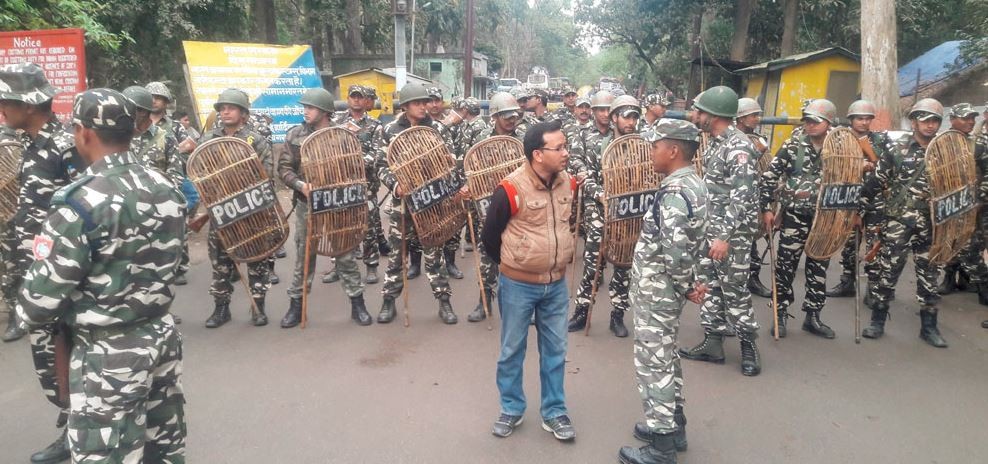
[941,131,988,291]
[278,123,364,300]
[153,115,191,145]
[199,124,275,304]
[570,125,631,316]
[333,110,385,268]
[17,87,187,463]
[696,126,761,336]
[761,133,831,323]
[374,114,456,301]
[129,124,185,188]
[631,165,708,434]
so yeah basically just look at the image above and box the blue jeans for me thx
[496,274,569,420]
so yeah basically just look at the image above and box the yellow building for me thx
[738,47,860,154]
[335,67,432,119]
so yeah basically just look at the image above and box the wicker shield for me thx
[694,132,710,177]
[463,136,525,221]
[748,133,772,172]
[387,126,467,248]
[805,128,865,260]
[927,129,978,265]
[602,134,662,267]
[187,137,289,262]
[301,127,368,257]
[0,140,21,224]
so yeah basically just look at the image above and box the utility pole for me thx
[464,0,475,97]
[861,0,901,130]
[394,0,409,90]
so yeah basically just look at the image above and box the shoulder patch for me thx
[32,234,54,261]
[51,175,95,205]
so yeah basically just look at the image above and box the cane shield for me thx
[302,127,369,257]
[602,134,663,267]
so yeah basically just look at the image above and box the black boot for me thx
[365,265,379,284]
[275,246,287,258]
[609,310,629,338]
[2,309,27,342]
[861,305,889,339]
[378,297,397,323]
[919,308,948,348]
[679,331,725,363]
[802,310,835,339]
[567,304,589,332]
[444,250,464,279]
[826,274,856,297]
[322,268,340,284]
[618,431,678,464]
[738,331,761,376]
[378,239,392,257]
[407,250,422,279]
[468,290,492,322]
[747,273,772,298]
[438,296,458,324]
[269,270,280,285]
[982,320,988,329]
[205,302,231,328]
[251,298,268,326]
[938,264,959,294]
[977,283,988,306]
[281,298,302,328]
[30,427,69,463]
[958,269,971,292]
[773,310,790,338]
[863,282,878,309]
[350,295,372,325]
[633,406,687,451]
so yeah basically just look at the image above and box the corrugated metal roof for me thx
[736,47,860,74]
[898,40,986,97]
[334,67,431,84]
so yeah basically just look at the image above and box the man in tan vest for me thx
[481,120,578,441]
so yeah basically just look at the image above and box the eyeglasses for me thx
[540,146,568,153]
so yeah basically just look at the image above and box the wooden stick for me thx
[568,189,583,302]
[301,209,313,329]
[854,228,862,344]
[401,199,411,328]
[465,205,492,331]
[585,225,607,337]
[768,229,779,341]
[235,262,260,320]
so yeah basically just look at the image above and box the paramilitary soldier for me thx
[552,87,578,121]
[637,93,670,132]
[735,97,774,299]
[859,98,954,346]
[570,93,639,337]
[824,100,894,304]
[618,119,708,464]
[524,89,553,123]
[18,88,187,464]
[936,103,988,304]
[760,99,839,339]
[448,96,486,255]
[323,84,387,285]
[373,83,460,324]
[567,90,615,333]
[278,87,373,328]
[0,62,77,463]
[122,86,185,188]
[199,88,275,328]
[678,87,762,376]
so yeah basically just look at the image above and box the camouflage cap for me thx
[949,103,978,118]
[642,119,701,144]
[362,84,378,99]
[575,96,591,107]
[426,86,443,99]
[530,88,549,100]
[511,87,530,101]
[563,87,577,96]
[72,88,136,133]
[145,81,173,102]
[0,62,60,105]
[455,97,480,112]
[347,84,365,97]
[644,93,670,107]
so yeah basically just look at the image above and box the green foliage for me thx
[0,0,131,51]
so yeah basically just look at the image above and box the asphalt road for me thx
[2,225,988,464]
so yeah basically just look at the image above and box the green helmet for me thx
[802,99,837,124]
[908,98,944,121]
[609,95,640,117]
[145,81,173,102]
[122,85,154,112]
[693,86,739,118]
[298,88,334,112]
[846,99,876,118]
[489,92,521,116]
[590,90,615,109]
[736,98,762,118]
[214,88,250,112]
[398,83,431,107]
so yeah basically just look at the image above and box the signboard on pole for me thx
[0,28,86,121]
[183,41,322,143]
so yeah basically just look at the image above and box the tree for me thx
[729,0,756,61]
[860,0,899,129]
[780,0,798,56]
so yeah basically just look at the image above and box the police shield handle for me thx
[768,230,780,341]
[188,213,210,233]
[178,137,198,154]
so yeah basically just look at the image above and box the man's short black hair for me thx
[523,119,563,160]
[173,110,188,119]
[93,128,134,146]
[668,139,699,162]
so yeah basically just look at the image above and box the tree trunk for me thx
[730,0,756,61]
[687,10,703,99]
[345,0,364,53]
[252,0,278,43]
[860,0,901,129]
[780,0,798,57]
